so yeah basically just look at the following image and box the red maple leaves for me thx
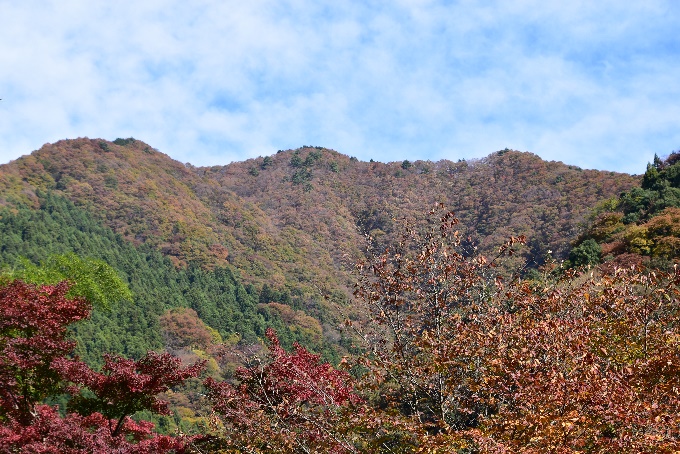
[204,328,360,453]
[0,280,90,425]
[0,280,203,453]
[0,404,189,453]
[53,351,205,437]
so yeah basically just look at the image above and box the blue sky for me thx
[1,1,678,174]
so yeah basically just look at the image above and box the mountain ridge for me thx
[1,138,639,283]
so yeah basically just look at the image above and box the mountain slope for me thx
[210,146,639,271]
[570,151,680,270]
[0,139,639,337]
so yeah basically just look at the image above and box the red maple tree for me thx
[53,351,205,437]
[0,280,90,425]
[0,279,203,453]
[204,328,361,453]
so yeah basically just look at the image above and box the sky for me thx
[1,1,678,174]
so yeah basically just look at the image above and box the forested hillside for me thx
[0,192,342,435]
[214,146,638,271]
[0,193,325,362]
[569,151,680,270]
[0,138,639,357]
[5,138,680,452]
[1,138,638,279]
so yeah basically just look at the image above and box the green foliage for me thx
[287,149,320,191]
[103,173,118,189]
[2,253,132,309]
[617,187,654,222]
[306,151,322,164]
[261,156,272,169]
[621,153,680,222]
[0,193,313,367]
[289,151,303,168]
[641,163,661,190]
[568,238,602,266]
[112,137,136,146]
[291,168,312,186]
[401,160,412,170]
[574,152,680,265]
[590,197,620,219]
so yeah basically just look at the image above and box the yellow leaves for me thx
[615,224,651,255]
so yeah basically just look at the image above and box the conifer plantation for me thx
[1,140,679,452]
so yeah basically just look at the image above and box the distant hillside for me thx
[0,139,639,343]
[209,146,639,273]
[1,139,638,286]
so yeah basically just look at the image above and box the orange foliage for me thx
[645,207,680,257]
[350,207,680,453]
[261,302,323,343]
[159,307,216,350]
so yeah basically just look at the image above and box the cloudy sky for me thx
[1,1,678,174]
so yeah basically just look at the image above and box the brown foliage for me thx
[350,207,680,453]
[0,141,636,288]
[159,307,217,350]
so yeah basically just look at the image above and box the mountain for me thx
[212,146,639,272]
[1,138,638,270]
[0,138,639,345]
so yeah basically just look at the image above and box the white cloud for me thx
[0,0,678,174]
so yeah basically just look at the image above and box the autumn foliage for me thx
[573,151,680,267]
[0,405,189,454]
[0,280,203,453]
[3,200,680,452]
[348,206,680,452]
[468,268,680,453]
[187,206,680,453]
[53,351,204,437]
[204,327,361,453]
[0,280,90,425]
